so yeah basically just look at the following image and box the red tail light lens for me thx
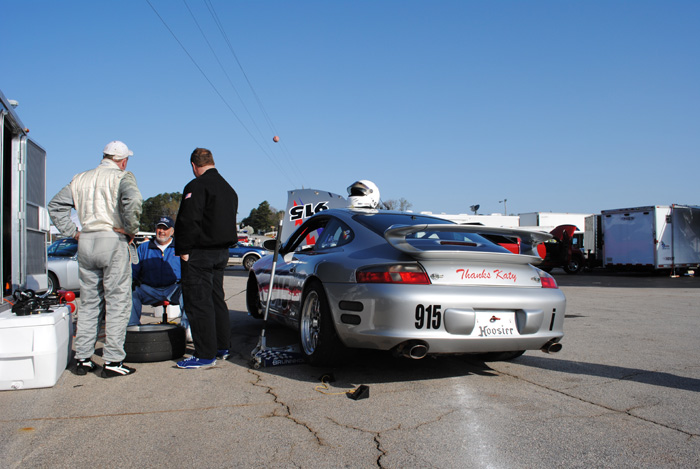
[538,270,558,289]
[356,264,431,284]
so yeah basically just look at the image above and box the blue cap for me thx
[156,216,174,229]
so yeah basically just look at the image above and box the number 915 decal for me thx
[415,304,441,329]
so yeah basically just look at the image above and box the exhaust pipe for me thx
[541,340,562,354]
[395,340,429,359]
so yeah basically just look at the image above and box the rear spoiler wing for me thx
[384,224,551,265]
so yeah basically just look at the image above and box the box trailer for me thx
[0,90,74,391]
[1,90,50,309]
[601,205,700,272]
[519,212,592,231]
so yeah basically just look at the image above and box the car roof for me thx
[320,208,454,223]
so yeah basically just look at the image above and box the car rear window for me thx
[352,212,454,235]
[353,212,509,253]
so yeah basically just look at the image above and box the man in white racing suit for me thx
[48,140,142,378]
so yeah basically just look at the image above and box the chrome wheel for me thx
[298,282,345,365]
[46,272,59,296]
[300,290,321,355]
[243,254,258,271]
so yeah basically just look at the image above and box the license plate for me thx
[474,312,519,338]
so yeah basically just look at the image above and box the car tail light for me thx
[356,264,431,284]
[538,269,558,289]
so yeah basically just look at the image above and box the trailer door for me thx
[23,138,49,291]
[603,209,655,267]
[666,206,700,268]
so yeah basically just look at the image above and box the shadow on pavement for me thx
[228,311,503,387]
[227,309,699,392]
[509,354,700,393]
[553,270,699,288]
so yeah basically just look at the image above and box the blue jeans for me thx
[129,283,188,328]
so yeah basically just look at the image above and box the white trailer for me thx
[1,90,50,310]
[519,212,591,232]
[601,205,700,271]
[421,212,520,228]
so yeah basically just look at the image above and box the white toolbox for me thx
[0,305,73,390]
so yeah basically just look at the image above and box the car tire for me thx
[243,254,259,271]
[299,281,344,366]
[475,350,526,362]
[246,274,264,319]
[564,256,584,274]
[46,272,59,296]
[124,324,186,363]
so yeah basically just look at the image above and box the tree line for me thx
[139,193,281,234]
[140,193,412,233]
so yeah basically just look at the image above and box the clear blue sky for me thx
[3,1,699,219]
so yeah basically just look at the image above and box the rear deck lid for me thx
[418,260,542,287]
[384,224,550,287]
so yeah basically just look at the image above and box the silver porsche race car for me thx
[246,209,566,365]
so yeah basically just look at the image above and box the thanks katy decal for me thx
[456,268,517,282]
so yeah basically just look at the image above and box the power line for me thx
[183,1,268,151]
[145,0,297,187]
[204,0,306,185]
[186,0,304,186]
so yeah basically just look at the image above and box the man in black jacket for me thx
[174,148,238,369]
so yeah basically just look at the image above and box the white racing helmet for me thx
[347,180,380,209]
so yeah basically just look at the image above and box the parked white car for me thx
[46,238,80,294]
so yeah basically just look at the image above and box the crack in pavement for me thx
[247,369,326,447]
[326,416,393,468]
[495,369,699,439]
[0,401,263,424]
[326,409,458,468]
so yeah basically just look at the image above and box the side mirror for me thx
[263,239,277,251]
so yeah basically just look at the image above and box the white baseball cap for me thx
[103,140,133,160]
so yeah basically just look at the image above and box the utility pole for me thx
[499,199,508,215]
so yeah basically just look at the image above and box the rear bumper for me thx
[324,283,566,354]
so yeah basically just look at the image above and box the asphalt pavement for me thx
[1,268,698,468]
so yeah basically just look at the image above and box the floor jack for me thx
[250,221,306,369]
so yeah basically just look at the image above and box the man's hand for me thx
[181,254,189,262]
[113,227,135,243]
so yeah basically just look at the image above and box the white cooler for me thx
[153,303,181,322]
[0,305,73,391]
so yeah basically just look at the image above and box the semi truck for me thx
[600,205,700,273]
[0,89,50,310]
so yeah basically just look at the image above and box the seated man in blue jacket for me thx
[129,216,189,335]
